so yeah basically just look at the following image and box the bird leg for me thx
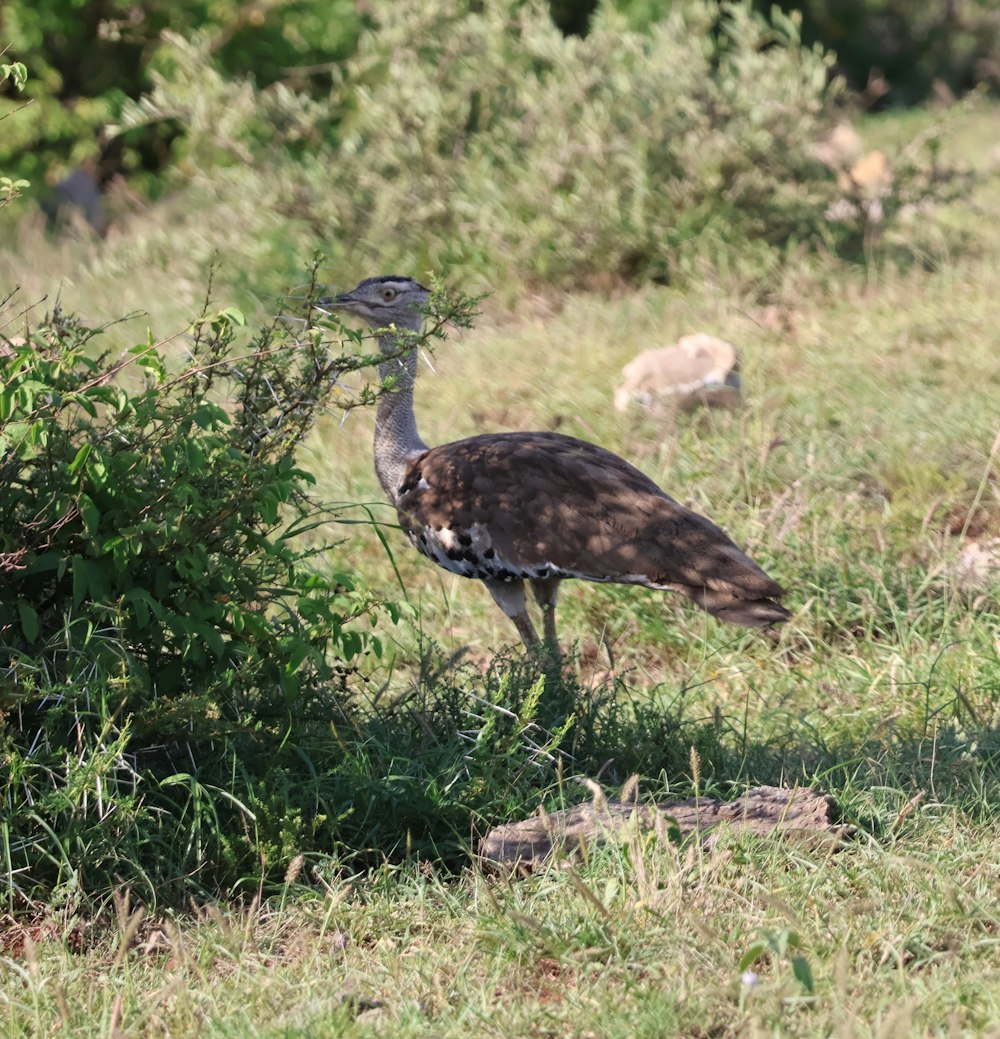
[483,578,540,650]
[529,577,562,656]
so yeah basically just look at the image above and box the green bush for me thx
[311,0,844,285]
[0,302,383,697]
[4,2,970,302]
[0,271,409,905]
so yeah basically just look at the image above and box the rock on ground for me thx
[614,333,740,412]
[480,785,849,871]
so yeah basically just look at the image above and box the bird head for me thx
[323,276,429,335]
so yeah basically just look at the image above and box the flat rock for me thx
[614,334,740,412]
[479,785,847,870]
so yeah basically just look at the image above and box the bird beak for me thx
[316,291,355,310]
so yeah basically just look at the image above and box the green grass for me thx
[2,102,1000,1036]
[4,807,1000,1037]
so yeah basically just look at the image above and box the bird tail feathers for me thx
[687,586,791,629]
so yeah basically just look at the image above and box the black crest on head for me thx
[358,275,429,293]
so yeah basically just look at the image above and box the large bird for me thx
[326,276,790,650]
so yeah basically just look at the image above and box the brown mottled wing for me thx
[395,432,789,627]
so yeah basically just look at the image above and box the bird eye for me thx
[381,287,397,301]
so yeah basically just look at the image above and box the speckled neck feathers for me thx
[374,329,428,502]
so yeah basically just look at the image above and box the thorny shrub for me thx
[0,269,484,905]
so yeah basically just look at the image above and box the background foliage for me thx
[3,0,997,250]
[316,0,843,286]
[551,0,1000,104]
[3,0,976,306]
[0,0,363,194]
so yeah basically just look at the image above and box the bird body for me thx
[327,276,790,649]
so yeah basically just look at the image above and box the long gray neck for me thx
[374,329,428,502]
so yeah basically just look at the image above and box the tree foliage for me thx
[0,0,364,192]
[553,0,1000,104]
[315,0,844,285]
[4,0,996,215]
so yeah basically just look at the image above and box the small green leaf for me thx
[67,443,92,475]
[202,624,225,660]
[285,641,312,673]
[129,343,167,379]
[71,558,108,605]
[791,956,814,994]
[218,307,245,326]
[738,941,767,972]
[0,62,28,91]
[193,402,227,429]
[185,439,205,471]
[71,557,87,605]
[78,493,101,535]
[17,602,39,643]
[22,552,62,576]
[124,587,159,628]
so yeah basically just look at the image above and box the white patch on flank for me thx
[413,521,574,583]
[434,527,460,551]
